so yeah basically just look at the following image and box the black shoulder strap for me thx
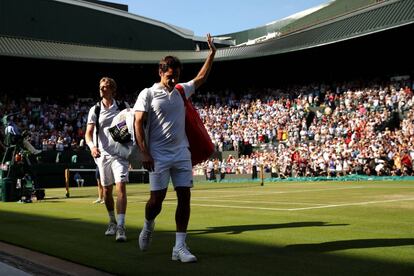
[94,102,101,148]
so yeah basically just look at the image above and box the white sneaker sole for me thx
[116,236,127,242]
[172,253,197,263]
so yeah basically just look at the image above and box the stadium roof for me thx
[0,0,413,64]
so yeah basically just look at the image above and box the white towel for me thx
[108,108,140,163]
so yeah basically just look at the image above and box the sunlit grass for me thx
[1,181,413,275]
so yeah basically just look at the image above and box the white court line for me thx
[192,186,364,199]
[128,186,364,204]
[191,198,326,206]
[127,186,363,203]
[289,197,414,210]
[162,197,414,211]
[163,201,290,211]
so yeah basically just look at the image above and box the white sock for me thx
[108,211,116,224]
[175,232,187,248]
[117,214,125,227]
[144,219,154,230]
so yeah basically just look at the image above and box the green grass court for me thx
[1,180,413,275]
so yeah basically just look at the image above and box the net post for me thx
[260,164,264,186]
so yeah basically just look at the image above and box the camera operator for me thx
[3,115,41,155]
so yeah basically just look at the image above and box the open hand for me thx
[207,33,216,54]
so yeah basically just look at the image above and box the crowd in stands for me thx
[1,79,413,178]
[0,96,92,153]
[192,80,414,178]
[0,93,137,154]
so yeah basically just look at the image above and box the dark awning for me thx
[1,0,413,64]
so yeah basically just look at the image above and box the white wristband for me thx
[87,141,95,150]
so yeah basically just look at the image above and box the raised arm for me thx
[193,33,216,89]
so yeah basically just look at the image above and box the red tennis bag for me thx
[176,84,215,166]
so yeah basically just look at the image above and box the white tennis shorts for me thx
[149,158,193,191]
[95,154,129,186]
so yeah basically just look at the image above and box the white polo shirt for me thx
[87,100,121,156]
[134,80,195,161]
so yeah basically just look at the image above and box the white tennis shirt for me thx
[87,100,121,156]
[134,80,195,160]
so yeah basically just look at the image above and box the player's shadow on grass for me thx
[187,221,348,235]
[36,195,91,202]
[285,238,414,252]
[1,209,412,276]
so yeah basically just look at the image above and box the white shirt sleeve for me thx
[179,80,195,99]
[133,88,150,112]
[87,106,97,125]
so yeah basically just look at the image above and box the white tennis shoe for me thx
[138,221,154,251]
[105,222,117,236]
[172,244,197,263]
[116,225,127,242]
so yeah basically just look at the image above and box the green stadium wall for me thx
[0,0,196,50]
